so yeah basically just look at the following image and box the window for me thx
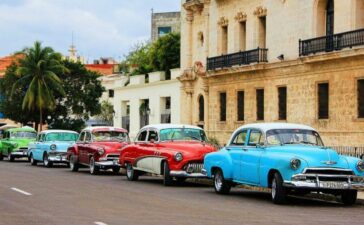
[85,132,92,142]
[137,130,148,142]
[199,95,204,122]
[239,21,246,51]
[256,89,264,120]
[358,79,364,118]
[318,83,329,119]
[220,92,227,121]
[147,130,158,142]
[221,26,228,54]
[237,91,244,121]
[108,89,114,98]
[166,97,171,110]
[278,87,287,120]
[231,130,247,146]
[326,0,334,36]
[258,16,266,48]
[158,27,172,37]
[78,132,86,142]
[248,130,264,146]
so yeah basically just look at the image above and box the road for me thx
[1,161,364,225]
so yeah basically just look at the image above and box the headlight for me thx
[290,158,301,170]
[174,152,183,162]
[50,144,56,151]
[356,160,364,172]
[13,143,18,148]
[97,148,105,155]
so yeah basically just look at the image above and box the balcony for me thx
[299,28,364,56]
[207,48,268,71]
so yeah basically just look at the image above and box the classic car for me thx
[0,126,37,162]
[203,123,364,205]
[0,125,18,154]
[119,124,217,186]
[67,126,129,175]
[28,130,79,167]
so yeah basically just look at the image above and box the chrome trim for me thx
[302,167,353,173]
[95,160,120,167]
[201,168,207,175]
[170,170,207,178]
[48,152,68,162]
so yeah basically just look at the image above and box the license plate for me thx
[320,182,346,189]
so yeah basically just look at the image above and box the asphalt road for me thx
[1,160,364,225]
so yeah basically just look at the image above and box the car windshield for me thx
[266,129,324,146]
[92,131,129,142]
[11,131,37,139]
[160,128,207,142]
[45,132,78,142]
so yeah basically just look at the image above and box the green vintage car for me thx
[0,126,37,162]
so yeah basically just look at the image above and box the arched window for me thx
[198,95,204,122]
[326,0,334,36]
[316,0,334,36]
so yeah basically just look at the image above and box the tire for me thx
[43,153,53,168]
[112,167,120,175]
[89,157,99,175]
[213,169,231,194]
[271,172,287,204]
[126,163,139,181]
[69,154,79,172]
[9,154,14,162]
[0,153,3,161]
[30,154,37,166]
[163,162,174,186]
[341,190,357,205]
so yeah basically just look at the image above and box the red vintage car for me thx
[67,126,129,175]
[119,124,217,186]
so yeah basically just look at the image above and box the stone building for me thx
[151,11,181,41]
[179,0,364,146]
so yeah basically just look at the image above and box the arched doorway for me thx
[316,0,334,37]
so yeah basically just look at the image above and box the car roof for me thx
[141,124,203,131]
[7,126,36,132]
[81,126,128,133]
[40,130,78,134]
[0,125,18,131]
[235,123,316,133]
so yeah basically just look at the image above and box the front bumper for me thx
[170,170,207,178]
[48,152,68,163]
[284,173,364,190]
[95,160,120,170]
[10,149,28,158]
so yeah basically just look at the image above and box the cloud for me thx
[0,0,180,61]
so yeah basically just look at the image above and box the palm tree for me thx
[11,41,67,131]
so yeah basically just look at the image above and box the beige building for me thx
[151,11,181,41]
[179,0,364,146]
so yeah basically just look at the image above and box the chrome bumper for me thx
[95,160,120,169]
[170,170,207,178]
[284,173,364,190]
[48,153,68,163]
[10,150,28,157]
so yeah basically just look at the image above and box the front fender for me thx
[67,145,79,160]
[204,148,234,180]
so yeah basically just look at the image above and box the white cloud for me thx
[0,0,180,61]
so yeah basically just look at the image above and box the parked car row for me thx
[0,123,363,205]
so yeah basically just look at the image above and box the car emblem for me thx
[321,160,337,165]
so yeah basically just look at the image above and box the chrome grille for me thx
[184,163,203,173]
[304,168,354,176]
[106,154,120,161]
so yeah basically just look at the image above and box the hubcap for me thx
[44,155,48,166]
[90,158,94,173]
[272,178,277,199]
[127,165,132,178]
[214,172,223,191]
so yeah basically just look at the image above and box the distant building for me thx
[64,44,85,64]
[85,57,119,76]
[0,54,23,78]
[151,11,181,41]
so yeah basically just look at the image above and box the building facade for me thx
[179,0,364,146]
[151,11,181,41]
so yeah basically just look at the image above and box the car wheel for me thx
[0,153,3,161]
[9,154,14,162]
[126,163,139,181]
[163,162,174,186]
[213,169,231,194]
[69,154,79,172]
[89,157,99,175]
[112,167,120,175]
[271,172,287,204]
[43,153,53,168]
[30,154,37,166]
[341,190,357,205]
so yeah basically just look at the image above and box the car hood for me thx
[8,138,35,147]
[158,141,217,158]
[92,141,128,153]
[268,145,350,169]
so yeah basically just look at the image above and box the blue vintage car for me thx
[28,130,79,167]
[203,123,364,205]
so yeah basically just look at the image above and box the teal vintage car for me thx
[0,126,37,161]
[28,130,78,167]
[203,123,364,205]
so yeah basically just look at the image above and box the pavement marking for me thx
[94,222,108,225]
[10,187,32,196]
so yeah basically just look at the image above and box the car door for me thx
[241,129,265,184]
[143,129,160,173]
[77,132,88,163]
[33,134,44,160]
[133,129,151,171]
[227,129,248,181]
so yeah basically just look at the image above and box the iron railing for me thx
[299,28,364,56]
[122,116,130,132]
[161,113,171,123]
[330,146,364,159]
[207,48,268,71]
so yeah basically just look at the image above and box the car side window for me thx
[147,130,158,142]
[85,132,92,142]
[248,130,264,146]
[231,130,248,146]
[78,132,85,142]
[137,130,148,142]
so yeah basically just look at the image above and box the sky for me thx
[0,0,180,62]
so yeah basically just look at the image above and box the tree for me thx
[149,33,180,75]
[124,42,153,75]
[11,41,67,131]
[95,100,114,126]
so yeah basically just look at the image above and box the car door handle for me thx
[242,148,248,151]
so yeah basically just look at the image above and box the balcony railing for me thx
[299,28,364,56]
[207,48,268,71]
